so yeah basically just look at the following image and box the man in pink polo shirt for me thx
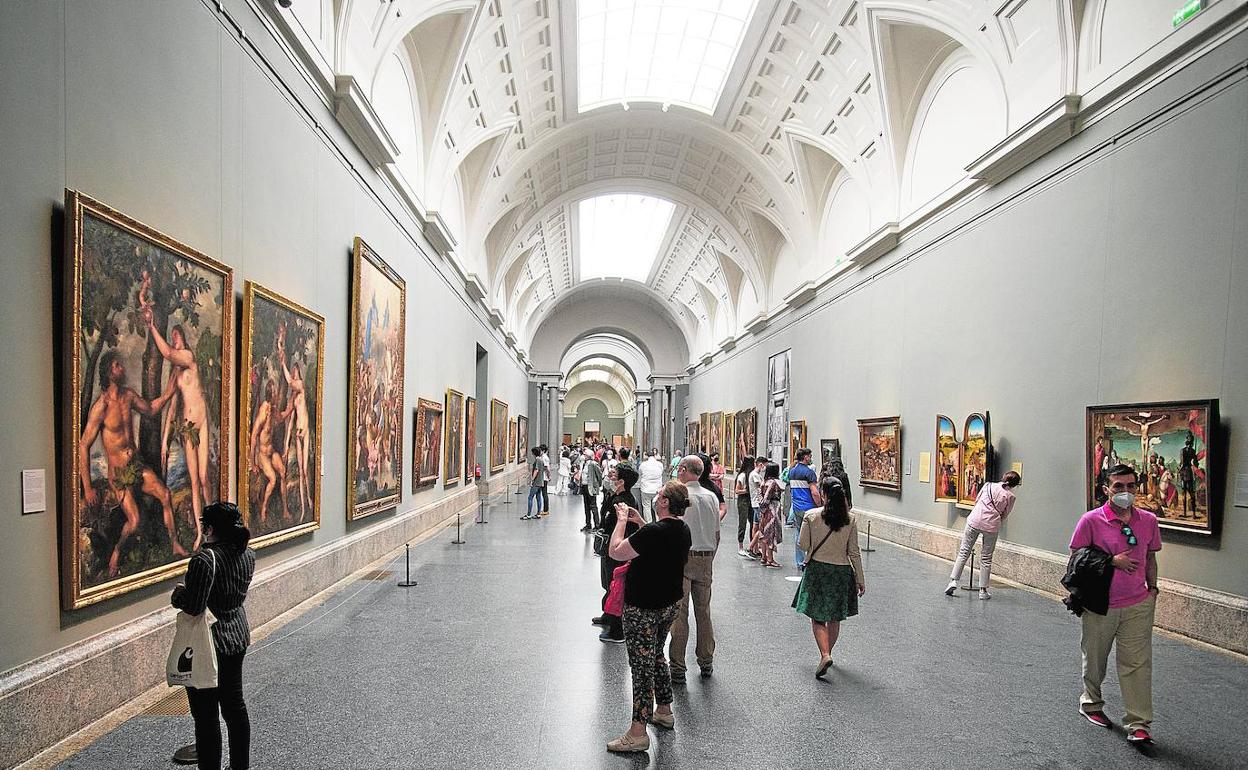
[1069,463,1162,746]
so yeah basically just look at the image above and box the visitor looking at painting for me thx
[944,471,1022,600]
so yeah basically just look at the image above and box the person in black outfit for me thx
[594,463,640,642]
[605,480,693,753]
[171,501,256,770]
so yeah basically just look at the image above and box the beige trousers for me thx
[1080,595,1156,730]
[668,550,715,673]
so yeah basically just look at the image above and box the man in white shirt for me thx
[637,449,665,522]
[745,457,766,557]
[668,455,726,683]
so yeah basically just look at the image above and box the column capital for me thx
[647,374,686,389]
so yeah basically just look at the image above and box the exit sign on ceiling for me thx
[1173,0,1203,27]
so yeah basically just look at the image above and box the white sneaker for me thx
[944,581,957,596]
[979,588,992,600]
[737,548,749,557]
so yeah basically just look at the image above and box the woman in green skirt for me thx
[792,478,865,678]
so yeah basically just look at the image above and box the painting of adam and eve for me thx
[239,283,324,548]
[1087,401,1218,535]
[735,408,757,459]
[63,191,231,608]
[347,238,405,520]
[935,413,990,509]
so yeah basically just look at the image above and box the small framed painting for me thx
[858,416,902,492]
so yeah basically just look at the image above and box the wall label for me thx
[1234,473,1248,509]
[918,452,931,483]
[21,469,46,515]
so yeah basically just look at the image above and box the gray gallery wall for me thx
[0,0,530,673]
[688,32,1248,599]
[564,399,625,443]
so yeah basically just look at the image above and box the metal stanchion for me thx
[861,519,877,553]
[502,482,513,504]
[451,511,466,545]
[397,543,418,587]
[960,549,979,591]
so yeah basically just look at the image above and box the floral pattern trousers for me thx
[622,602,680,724]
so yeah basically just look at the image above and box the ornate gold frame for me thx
[412,397,443,491]
[62,189,233,609]
[346,237,406,520]
[238,281,324,549]
[464,396,477,484]
[857,416,902,492]
[516,414,528,465]
[490,398,509,472]
[788,420,807,466]
[444,388,464,488]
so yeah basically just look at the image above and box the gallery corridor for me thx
[48,493,1248,770]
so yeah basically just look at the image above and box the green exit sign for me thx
[1173,0,1203,27]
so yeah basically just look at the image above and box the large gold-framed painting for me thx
[735,408,757,458]
[1086,400,1219,535]
[958,414,990,509]
[707,411,723,457]
[464,396,477,484]
[700,412,710,453]
[789,420,808,466]
[686,420,700,454]
[490,398,509,472]
[347,237,405,520]
[412,397,443,490]
[516,415,529,465]
[858,416,901,492]
[444,389,463,488]
[239,282,324,550]
[723,412,735,470]
[62,190,232,609]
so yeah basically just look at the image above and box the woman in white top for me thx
[557,450,572,495]
[944,471,1021,600]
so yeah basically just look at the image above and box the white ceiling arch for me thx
[560,334,653,386]
[265,0,1237,364]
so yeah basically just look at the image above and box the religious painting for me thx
[935,415,960,504]
[820,439,842,468]
[736,408,757,459]
[789,421,808,467]
[723,412,736,470]
[464,396,477,484]
[958,414,991,509]
[62,190,232,609]
[516,415,529,465]
[858,416,902,491]
[1086,400,1219,535]
[239,282,324,550]
[611,434,625,448]
[412,398,443,490]
[699,412,710,453]
[768,349,790,396]
[444,389,463,488]
[489,398,508,472]
[347,237,405,520]
[687,420,700,454]
[564,433,573,446]
[708,411,723,457]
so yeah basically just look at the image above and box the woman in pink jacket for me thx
[944,471,1021,600]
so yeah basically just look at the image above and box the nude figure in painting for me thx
[250,378,291,524]
[79,352,186,576]
[148,319,212,549]
[280,347,312,520]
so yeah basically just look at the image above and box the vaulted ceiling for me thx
[271,0,1227,367]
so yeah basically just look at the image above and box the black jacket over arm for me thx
[1061,545,1114,617]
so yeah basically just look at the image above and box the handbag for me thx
[166,548,219,689]
[604,562,630,616]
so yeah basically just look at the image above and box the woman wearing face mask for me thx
[944,471,1021,600]
[171,501,256,770]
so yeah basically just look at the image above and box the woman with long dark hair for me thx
[750,462,784,568]
[171,501,256,769]
[792,479,865,678]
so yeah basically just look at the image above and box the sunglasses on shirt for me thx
[1120,524,1137,547]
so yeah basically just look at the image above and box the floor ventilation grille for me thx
[143,688,190,716]
[358,570,395,581]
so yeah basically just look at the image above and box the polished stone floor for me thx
[57,492,1248,769]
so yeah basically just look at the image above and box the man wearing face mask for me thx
[1069,464,1162,747]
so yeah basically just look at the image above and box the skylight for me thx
[577,0,759,114]
[577,195,675,283]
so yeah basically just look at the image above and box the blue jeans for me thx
[527,486,542,516]
[792,505,808,566]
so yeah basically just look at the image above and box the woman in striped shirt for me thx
[171,501,256,770]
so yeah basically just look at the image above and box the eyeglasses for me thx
[1120,524,1137,547]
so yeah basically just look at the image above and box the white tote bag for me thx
[166,549,219,689]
